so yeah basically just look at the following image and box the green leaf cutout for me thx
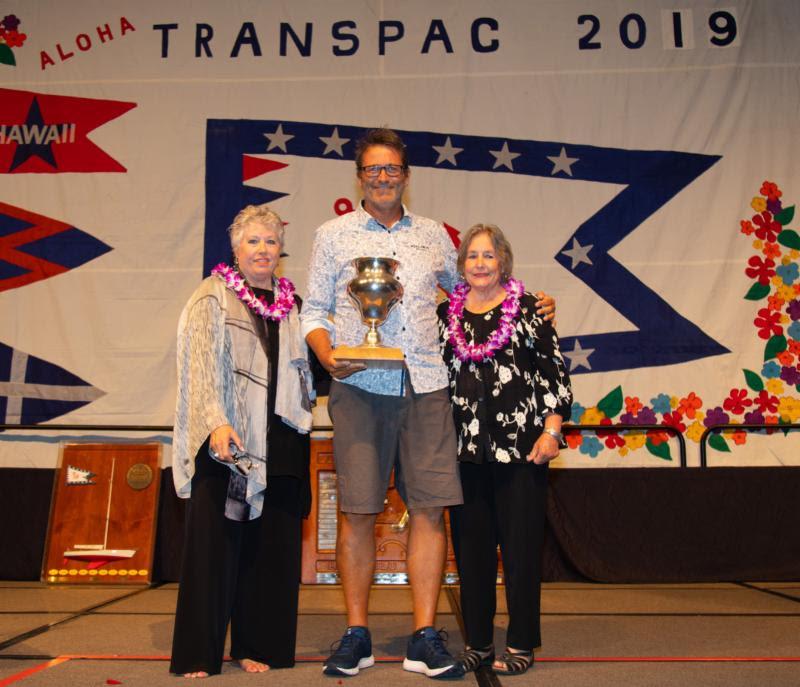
[775,205,795,226]
[645,438,672,461]
[708,432,731,453]
[777,229,800,249]
[743,369,764,392]
[744,282,771,300]
[0,44,16,67]
[597,385,623,418]
[764,334,788,361]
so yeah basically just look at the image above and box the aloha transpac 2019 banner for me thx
[1,0,799,468]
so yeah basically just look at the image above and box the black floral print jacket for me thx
[437,292,572,463]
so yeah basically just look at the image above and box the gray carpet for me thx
[0,582,798,686]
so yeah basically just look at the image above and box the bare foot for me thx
[183,671,209,678]
[239,658,269,673]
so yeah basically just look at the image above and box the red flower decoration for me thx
[624,396,643,415]
[3,29,25,48]
[777,350,795,366]
[753,390,778,414]
[760,181,782,201]
[646,429,670,446]
[764,415,779,435]
[722,388,753,415]
[597,418,625,449]
[564,430,583,449]
[745,256,776,285]
[752,211,781,243]
[740,219,755,236]
[677,392,702,419]
[767,294,785,311]
[763,242,781,260]
[754,308,783,339]
[661,411,686,433]
[788,340,800,355]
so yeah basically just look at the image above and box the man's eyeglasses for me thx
[358,164,407,178]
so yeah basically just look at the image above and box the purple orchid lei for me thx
[211,262,296,322]
[447,277,524,362]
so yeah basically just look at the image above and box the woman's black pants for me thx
[169,446,303,675]
[450,459,548,652]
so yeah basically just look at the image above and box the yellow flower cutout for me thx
[766,378,785,395]
[581,407,606,424]
[751,197,767,212]
[624,432,646,450]
[686,421,705,442]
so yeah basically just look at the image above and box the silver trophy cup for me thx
[333,257,405,368]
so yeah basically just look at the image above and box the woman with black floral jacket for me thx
[437,223,572,676]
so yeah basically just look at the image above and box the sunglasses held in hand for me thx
[208,443,256,476]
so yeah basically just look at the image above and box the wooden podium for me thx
[42,443,161,584]
[301,437,458,584]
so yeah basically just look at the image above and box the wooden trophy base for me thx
[333,344,406,369]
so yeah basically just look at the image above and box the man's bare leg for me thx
[337,511,378,626]
[407,507,447,630]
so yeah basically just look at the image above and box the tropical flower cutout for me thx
[567,181,798,460]
[0,15,27,66]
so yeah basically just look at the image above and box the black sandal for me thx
[458,645,495,673]
[494,648,534,675]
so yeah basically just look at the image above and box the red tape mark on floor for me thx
[536,657,800,662]
[0,657,70,686]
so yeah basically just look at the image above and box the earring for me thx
[233,255,239,270]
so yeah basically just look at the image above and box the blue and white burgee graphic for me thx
[0,343,105,425]
[205,120,726,375]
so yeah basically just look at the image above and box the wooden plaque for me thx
[42,443,161,585]
[301,437,458,584]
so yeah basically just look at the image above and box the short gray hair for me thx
[456,223,514,281]
[228,204,284,250]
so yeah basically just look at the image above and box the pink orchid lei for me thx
[211,262,296,322]
[447,277,524,362]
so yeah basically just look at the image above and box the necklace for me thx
[211,262,296,322]
[447,277,524,362]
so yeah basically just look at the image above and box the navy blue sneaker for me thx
[323,626,375,677]
[403,627,465,679]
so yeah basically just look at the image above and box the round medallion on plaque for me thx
[126,463,154,490]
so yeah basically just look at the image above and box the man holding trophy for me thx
[301,128,553,679]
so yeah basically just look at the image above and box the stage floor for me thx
[1,581,799,686]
